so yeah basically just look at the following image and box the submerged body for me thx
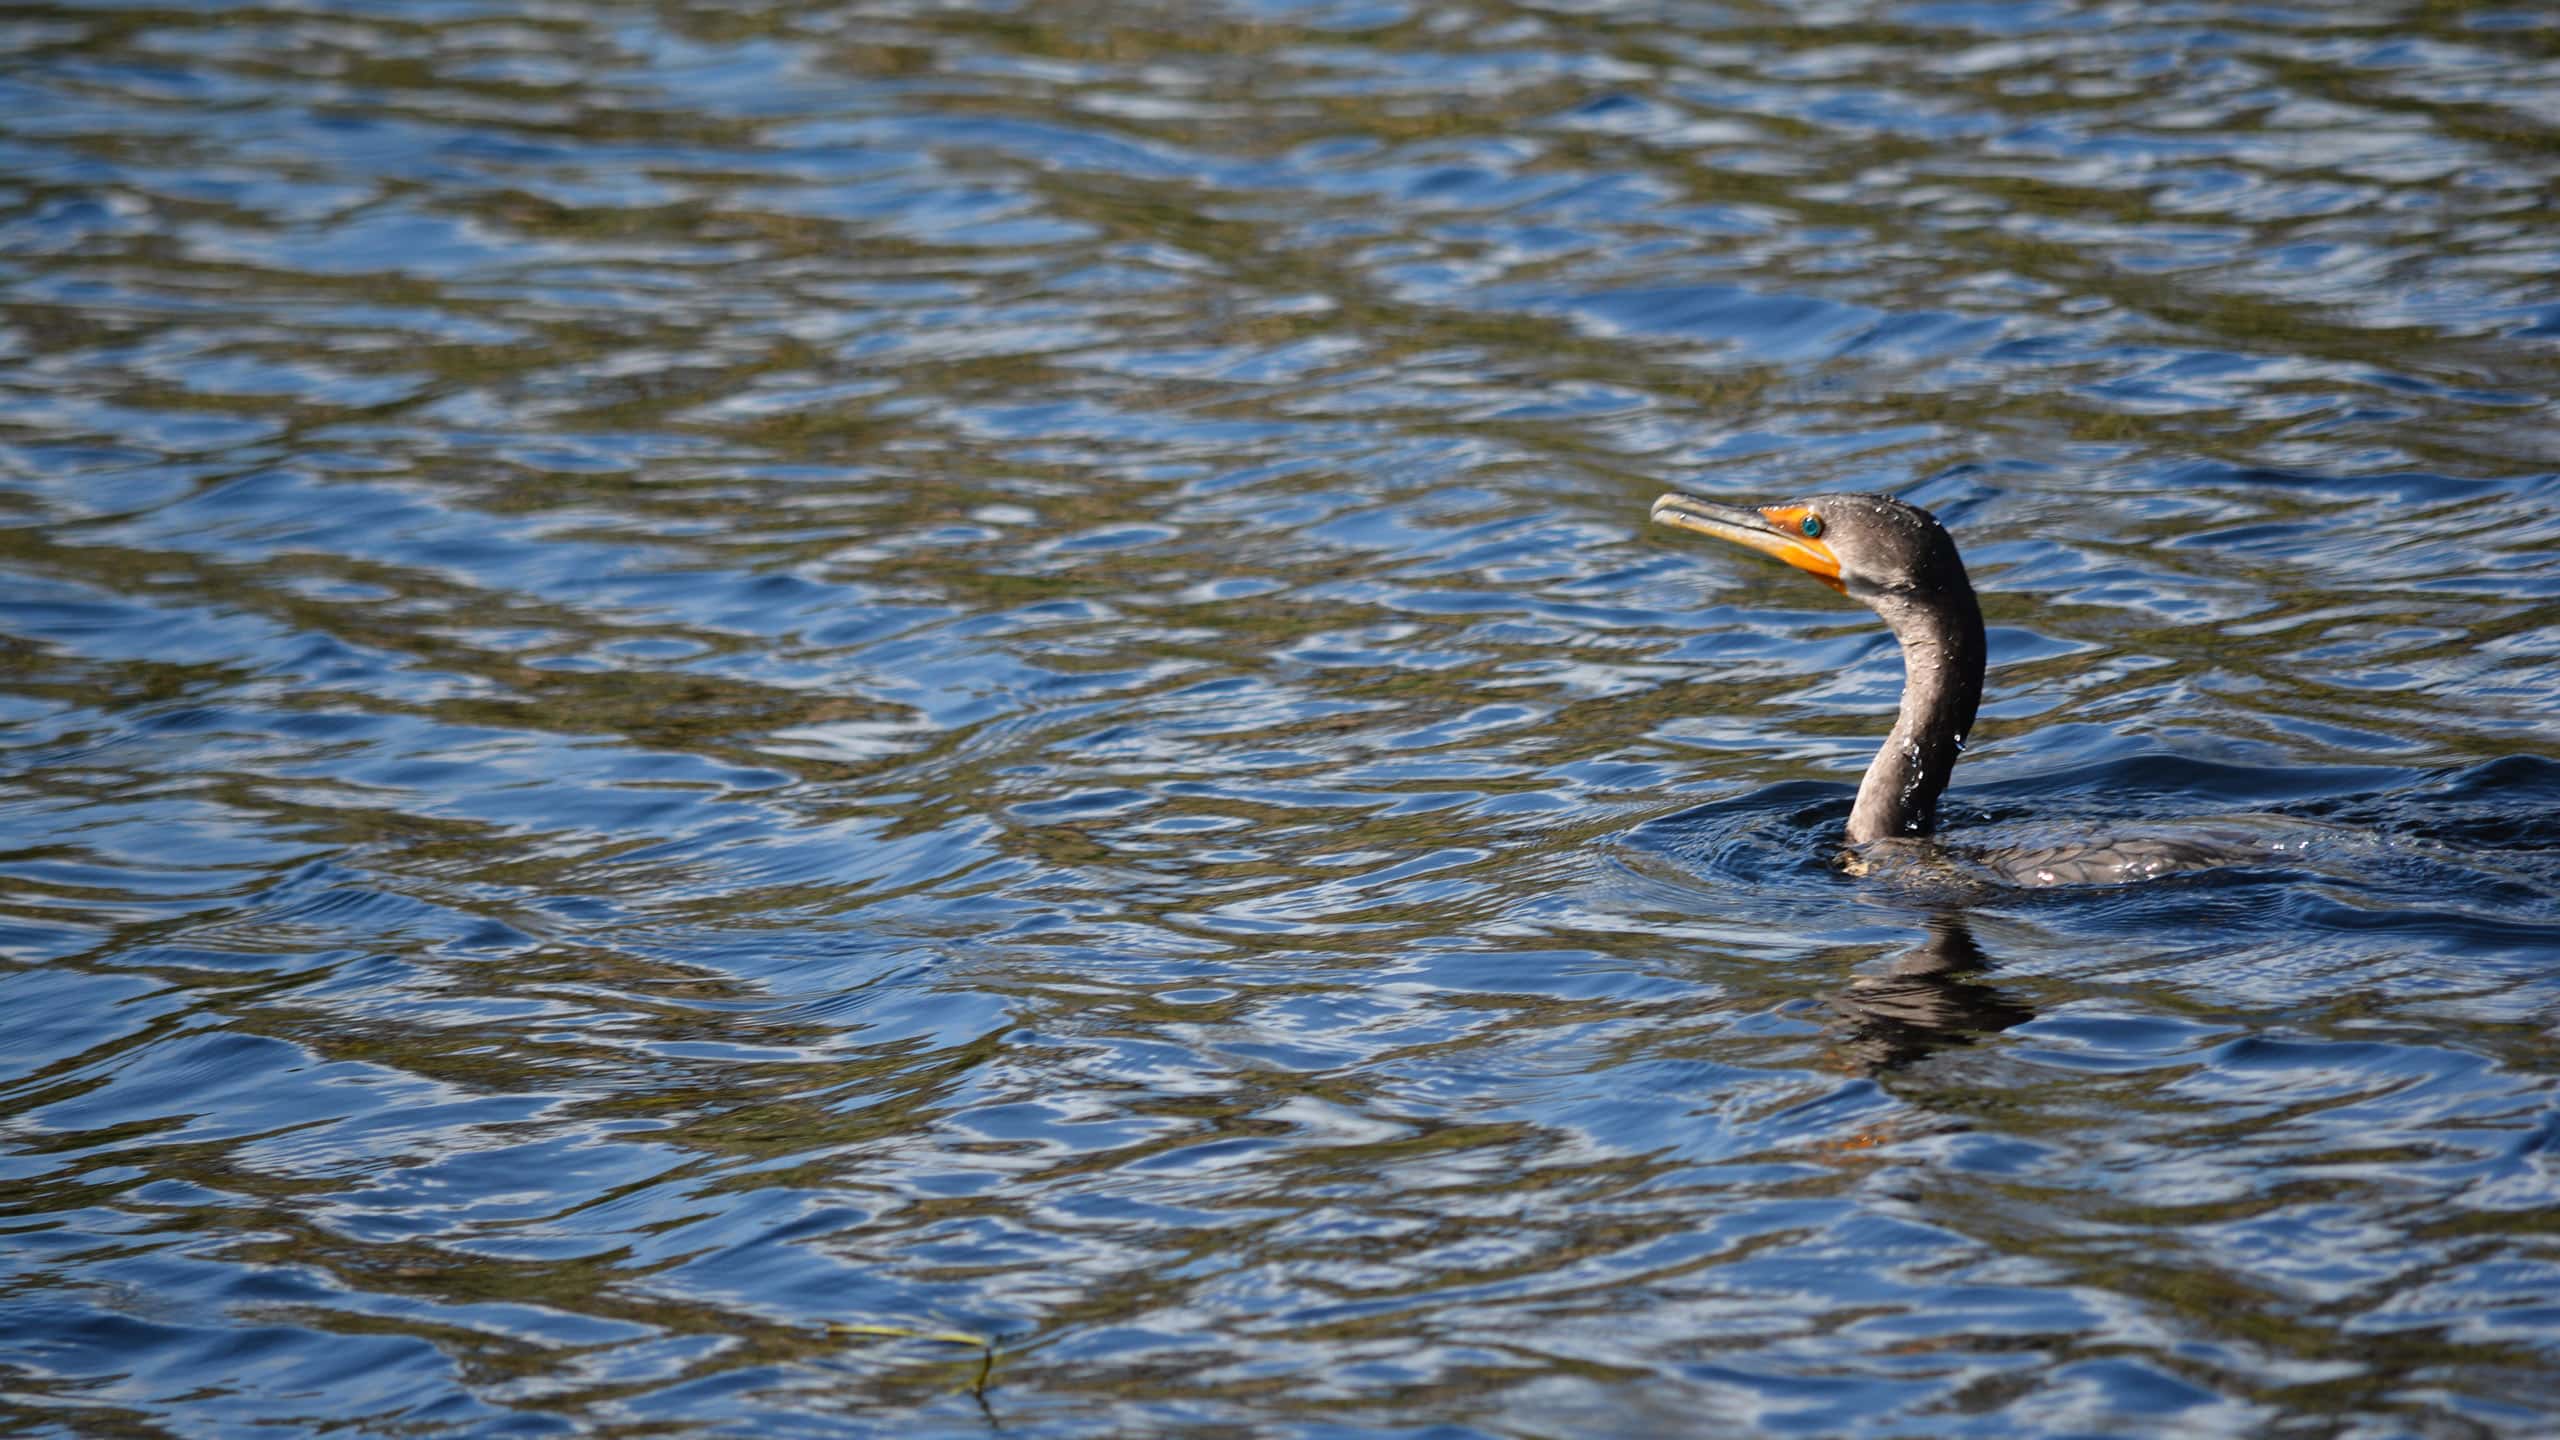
[1650,490,2272,887]
[1849,825,2320,890]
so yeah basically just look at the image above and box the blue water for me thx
[4,1,2559,1434]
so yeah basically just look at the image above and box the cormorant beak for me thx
[1650,493,1846,594]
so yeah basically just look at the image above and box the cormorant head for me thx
[1649,490,1969,604]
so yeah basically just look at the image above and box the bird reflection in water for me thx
[1824,912,2032,1074]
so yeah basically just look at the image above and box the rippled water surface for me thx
[6,1,2560,1434]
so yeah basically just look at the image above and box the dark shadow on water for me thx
[1826,912,2034,1075]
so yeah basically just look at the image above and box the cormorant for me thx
[1651,491,2278,886]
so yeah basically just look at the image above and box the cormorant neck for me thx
[1846,585,1985,845]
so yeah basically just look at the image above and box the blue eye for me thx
[1801,515,1824,539]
